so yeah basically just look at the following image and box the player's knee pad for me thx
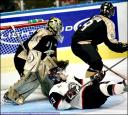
[6,72,40,104]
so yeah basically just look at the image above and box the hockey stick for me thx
[11,25,27,52]
[103,57,127,79]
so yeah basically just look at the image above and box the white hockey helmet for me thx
[48,17,64,43]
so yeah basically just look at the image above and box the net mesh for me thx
[1,21,47,91]
[0,21,47,55]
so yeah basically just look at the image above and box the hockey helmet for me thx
[100,2,115,18]
[48,17,64,43]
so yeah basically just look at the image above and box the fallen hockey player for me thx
[48,62,128,110]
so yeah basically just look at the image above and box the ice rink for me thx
[1,58,127,114]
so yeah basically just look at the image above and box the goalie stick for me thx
[11,25,27,52]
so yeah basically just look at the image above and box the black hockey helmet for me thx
[100,2,115,18]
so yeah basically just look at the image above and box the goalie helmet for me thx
[100,2,114,18]
[48,17,64,43]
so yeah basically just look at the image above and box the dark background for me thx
[0,0,113,13]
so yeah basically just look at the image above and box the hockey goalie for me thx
[3,17,64,105]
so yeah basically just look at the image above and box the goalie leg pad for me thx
[6,72,40,104]
[38,55,57,80]
[24,50,42,72]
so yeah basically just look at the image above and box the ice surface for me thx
[1,58,127,114]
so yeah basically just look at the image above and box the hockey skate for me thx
[3,92,13,103]
[3,87,24,105]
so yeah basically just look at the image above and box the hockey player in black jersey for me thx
[48,62,128,110]
[71,2,128,80]
[3,17,64,104]
[14,17,63,77]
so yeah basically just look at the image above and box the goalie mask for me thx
[48,17,64,43]
[100,2,115,18]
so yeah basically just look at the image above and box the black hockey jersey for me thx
[71,15,125,53]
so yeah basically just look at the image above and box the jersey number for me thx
[50,97,56,104]
[81,17,102,31]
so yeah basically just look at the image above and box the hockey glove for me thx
[91,71,106,84]
[121,43,128,52]
[118,43,128,52]
[64,86,80,103]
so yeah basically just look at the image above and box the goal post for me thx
[0,21,47,30]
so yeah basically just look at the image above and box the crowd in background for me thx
[0,0,115,13]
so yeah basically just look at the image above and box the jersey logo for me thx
[68,82,81,93]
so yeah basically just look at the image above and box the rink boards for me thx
[1,45,127,73]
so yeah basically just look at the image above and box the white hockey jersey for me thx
[49,76,91,110]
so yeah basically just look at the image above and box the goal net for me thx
[0,20,47,91]
[0,21,47,55]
